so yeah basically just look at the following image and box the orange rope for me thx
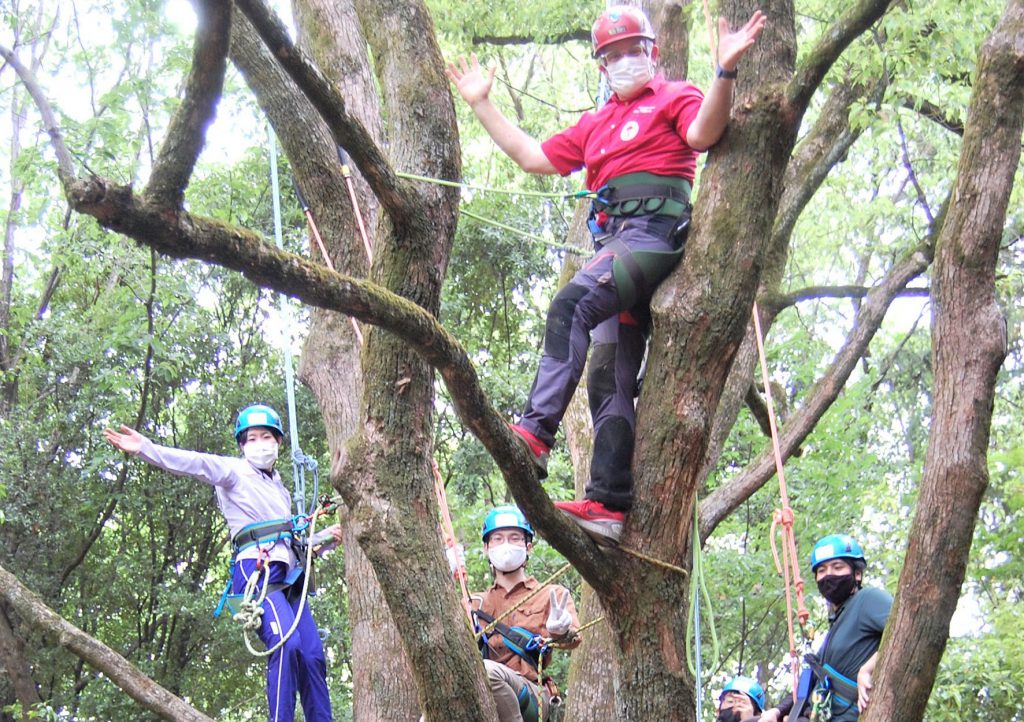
[338,153,374,265]
[299,207,364,345]
[752,301,810,701]
[702,0,718,68]
[432,459,474,627]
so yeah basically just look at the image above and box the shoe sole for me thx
[559,511,622,545]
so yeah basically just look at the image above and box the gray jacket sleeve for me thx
[137,438,239,488]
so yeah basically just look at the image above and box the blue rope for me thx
[267,125,312,518]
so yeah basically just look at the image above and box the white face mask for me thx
[487,543,528,573]
[243,440,279,470]
[606,54,654,99]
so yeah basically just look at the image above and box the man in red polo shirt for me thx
[447,6,765,543]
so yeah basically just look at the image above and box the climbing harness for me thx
[224,498,337,657]
[586,172,693,310]
[752,301,811,700]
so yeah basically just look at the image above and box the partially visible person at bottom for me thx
[803,533,893,721]
[105,404,339,722]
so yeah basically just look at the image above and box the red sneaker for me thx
[554,499,624,543]
[509,423,550,479]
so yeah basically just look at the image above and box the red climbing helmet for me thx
[591,5,656,57]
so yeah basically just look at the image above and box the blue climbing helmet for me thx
[810,533,866,572]
[234,404,284,443]
[720,676,766,714]
[481,505,534,543]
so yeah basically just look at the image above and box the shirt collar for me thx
[488,575,539,596]
[608,73,666,106]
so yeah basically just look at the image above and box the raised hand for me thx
[717,10,767,72]
[445,53,497,108]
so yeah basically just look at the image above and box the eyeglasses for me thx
[487,532,527,546]
[599,44,648,66]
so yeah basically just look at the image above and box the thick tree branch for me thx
[787,0,894,113]
[142,0,229,208]
[62,175,610,582]
[699,239,934,541]
[0,562,215,722]
[233,0,418,229]
[765,283,930,313]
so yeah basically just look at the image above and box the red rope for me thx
[752,301,809,700]
[432,459,474,627]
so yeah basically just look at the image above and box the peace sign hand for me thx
[545,587,573,637]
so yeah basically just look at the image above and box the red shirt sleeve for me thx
[540,111,597,177]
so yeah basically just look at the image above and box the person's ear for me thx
[650,44,660,65]
[526,541,534,554]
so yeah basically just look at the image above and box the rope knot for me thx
[773,507,795,528]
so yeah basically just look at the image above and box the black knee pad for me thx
[544,283,588,361]
[589,416,635,511]
[587,342,617,416]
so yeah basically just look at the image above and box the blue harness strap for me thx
[214,517,306,618]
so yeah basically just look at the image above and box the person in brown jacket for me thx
[472,505,580,722]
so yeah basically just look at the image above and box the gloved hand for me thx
[545,588,573,637]
[445,543,466,577]
[311,524,343,556]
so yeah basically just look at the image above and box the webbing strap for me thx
[473,609,544,669]
[232,519,294,553]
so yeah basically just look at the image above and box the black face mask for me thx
[817,573,858,606]
[716,710,744,722]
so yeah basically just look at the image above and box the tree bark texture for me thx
[594,0,895,717]
[11,0,1018,717]
[863,2,1022,720]
[0,603,41,721]
[0,563,215,722]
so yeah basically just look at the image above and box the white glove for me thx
[545,588,573,637]
[445,544,465,577]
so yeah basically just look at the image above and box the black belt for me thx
[593,173,692,218]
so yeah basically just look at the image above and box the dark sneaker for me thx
[554,499,624,544]
[509,424,550,479]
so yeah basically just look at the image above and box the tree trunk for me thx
[0,563,214,722]
[863,2,1022,719]
[0,604,41,722]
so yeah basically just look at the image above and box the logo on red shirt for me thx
[620,120,640,141]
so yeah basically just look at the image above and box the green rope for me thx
[458,208,586,255]
[396,170,594,201]
[685,499,719,681]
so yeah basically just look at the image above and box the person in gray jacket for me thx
[105,404,340,722]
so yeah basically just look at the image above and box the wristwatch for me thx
[716,64,738,79]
